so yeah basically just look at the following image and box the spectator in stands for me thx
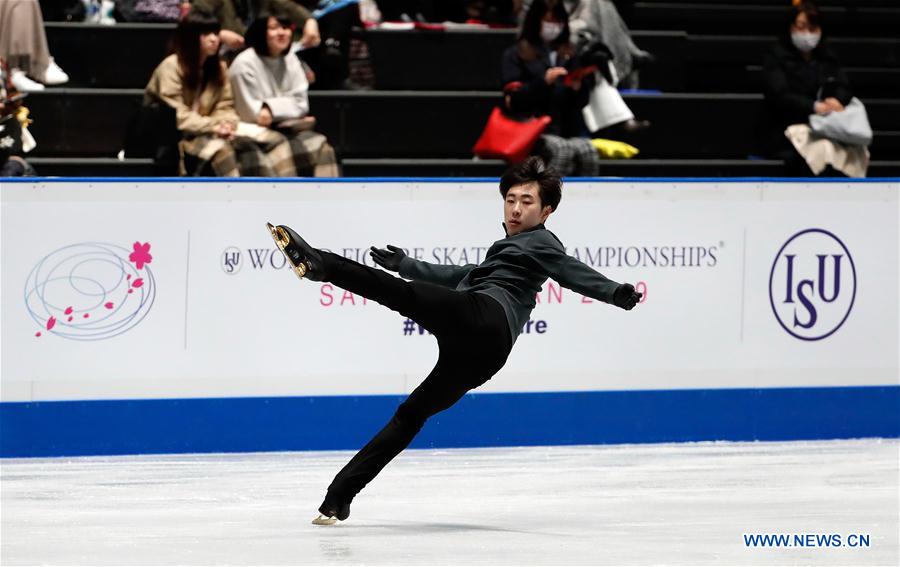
[229,12,339,176]
[0,58,36,176]
[761,1,864,176]
[145,9,303,176]
[189,0,320,52]
[299,1,367,90]
[566,0,652,89]
[0,0,69,93]
[521,0,652,88]
[502,0,587,134]
[500,0,642,175]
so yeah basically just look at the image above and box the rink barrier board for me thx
[2,179,897,457]
[1,385,898,458]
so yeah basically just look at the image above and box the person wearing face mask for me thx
[521,0,654,90]
[501,0,585,137]
[761,1,854,174]
[500,0,643,175]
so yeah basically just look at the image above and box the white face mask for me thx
[791,31,821,52]
[540,21,563,44]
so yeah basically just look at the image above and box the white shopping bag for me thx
[582,70,634,132]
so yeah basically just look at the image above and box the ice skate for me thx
[311,514,339,526]
[312,500,350,525]
[265,222,325,281]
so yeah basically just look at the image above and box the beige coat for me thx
[785,124,869,178]
[144,54,238,136]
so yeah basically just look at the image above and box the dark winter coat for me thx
[760,38,852,157]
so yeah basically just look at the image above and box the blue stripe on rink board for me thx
[1,386,898,458]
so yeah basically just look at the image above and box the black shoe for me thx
[266,222,326,281]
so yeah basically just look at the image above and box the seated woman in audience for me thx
[761,1,866,177]
[500,0,641,175]
[229,12,339,176]
[145,9,302,176]
[521,0,653,89]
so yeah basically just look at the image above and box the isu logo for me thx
[221,247,242,274]
[769,229,856,341]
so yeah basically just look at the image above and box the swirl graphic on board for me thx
[25,241,156,341]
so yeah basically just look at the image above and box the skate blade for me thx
[311,514,339,526]
[265,222,307,279]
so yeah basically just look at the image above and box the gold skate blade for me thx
[311,514,338,526]
[266,222,290,250]
[265,222,307,279]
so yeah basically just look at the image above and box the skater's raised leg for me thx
[267,222,470,335]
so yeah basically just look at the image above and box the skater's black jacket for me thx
[398,223,620,343]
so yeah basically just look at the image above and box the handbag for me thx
[472,107,551,164]
[809,97,873,147]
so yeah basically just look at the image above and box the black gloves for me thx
[369,245,406,272]
[613,283,642,310]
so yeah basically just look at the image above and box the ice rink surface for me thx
[2,439,897,566]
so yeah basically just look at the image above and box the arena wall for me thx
[2,178,897,457]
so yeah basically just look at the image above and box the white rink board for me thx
[1,180,897,402]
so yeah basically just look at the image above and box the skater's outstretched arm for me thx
[528,232,642,310]
[370,245,475,289]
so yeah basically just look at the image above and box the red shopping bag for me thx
[472,107,552,164]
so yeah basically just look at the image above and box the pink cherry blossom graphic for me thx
[129,242,153,270]
[26,241,157,341]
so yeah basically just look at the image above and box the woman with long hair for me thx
[145,9,305,176]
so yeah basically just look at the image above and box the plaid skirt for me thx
[534,134,601,177]
[179,128,339,177]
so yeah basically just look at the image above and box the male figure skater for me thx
[267,157,642,525]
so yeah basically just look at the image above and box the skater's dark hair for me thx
[172,8,224,92]
[499,157,562,211]
[246,11,295,57]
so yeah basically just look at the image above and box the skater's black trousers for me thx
[319,251,513,509]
